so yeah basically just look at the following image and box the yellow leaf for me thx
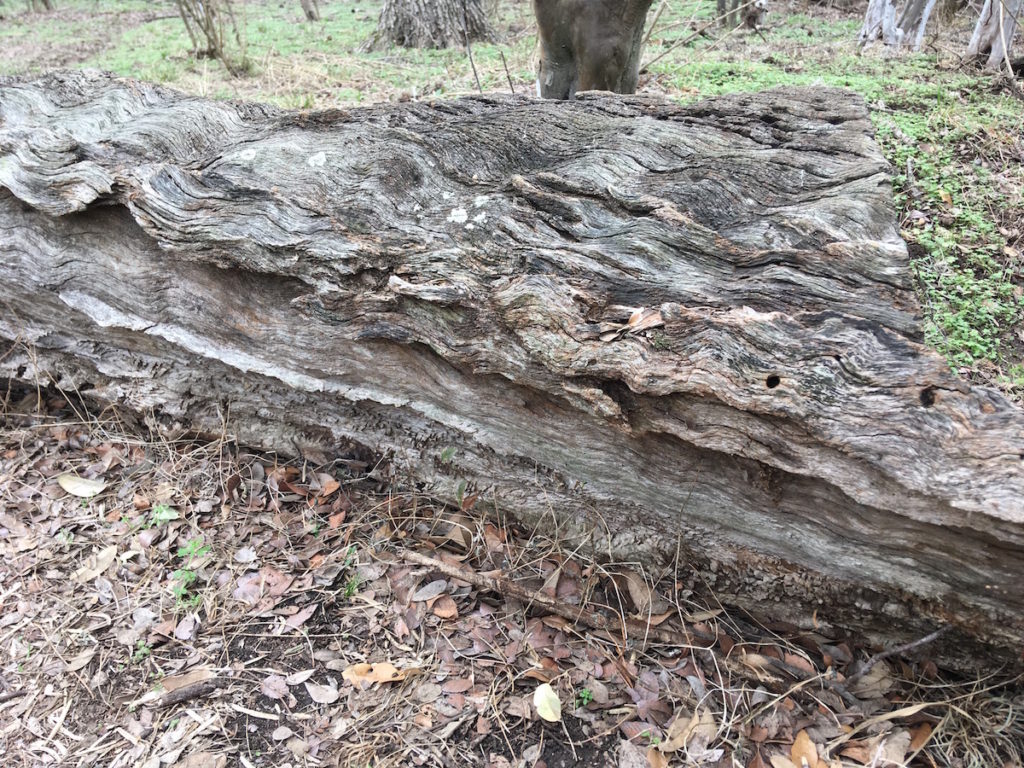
[57,474,107,498]
[533,683,562,722]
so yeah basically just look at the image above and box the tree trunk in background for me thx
[2,72,1024,669]
[368,0,492,50]
[299,0,320,22]
[859,0,937,49]
[967,0,1023,69]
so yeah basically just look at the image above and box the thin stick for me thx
[499,50,516,95]
[846,626,951,687]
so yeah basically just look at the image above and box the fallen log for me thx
[1,71,1022,668]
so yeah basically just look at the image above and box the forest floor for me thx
[1,1,1023,767]
[1,389,1022,768]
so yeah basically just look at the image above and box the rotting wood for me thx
[1,70,1022,669]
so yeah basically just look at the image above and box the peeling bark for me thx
[1,71,1022,668]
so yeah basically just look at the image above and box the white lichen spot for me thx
[307,151,327,167]
[473,212,487,223]
[465,223,475,230]
[473,195,488,208]
[447,207,468,224]
[239,149,257,161]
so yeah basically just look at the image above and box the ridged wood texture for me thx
[1,71,1022,666]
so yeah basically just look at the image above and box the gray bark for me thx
[859,0,936,49]
[299,0,320,22]
[1,71,1023,668]
[368,0,492,50]
[967,0,1023,69]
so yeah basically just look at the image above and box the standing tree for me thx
[367,0,492,49]
[966,0,1022,69]
[175,0,249,76]
[858,0,937,50]
[299,0,320,22]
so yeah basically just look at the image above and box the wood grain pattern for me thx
[1,71,1021,666]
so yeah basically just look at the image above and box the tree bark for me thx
[367,0,492,50]
[858,0,936,49]
[967,0,1023,70]
[299,0,320,22]
[1,71,1023,668]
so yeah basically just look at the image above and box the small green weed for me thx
[575,688,594,708]
[132,639,152,664]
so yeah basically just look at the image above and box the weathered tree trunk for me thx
[367,0,492,50]
[299,0,320,22]
[1,71,1023,668]
[717,0,767,29]
[966,0,1023,69]
[859,0,937,49]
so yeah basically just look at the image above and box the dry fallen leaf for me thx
[341,662,410,686]
[791,730,819,768]
[57,474,107,498]
[73,545,118,583]
[432,595,458,619]
[909,722,933,752]
[65,649,96,672]
[260,674,289,700]
[533,683,562,722]
[769,756,799,768]
[271,725,294,741]
[304,680,340,704]
[412,579,448,602]
[646,747,669,768]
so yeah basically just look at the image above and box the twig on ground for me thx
[846,625,952,687]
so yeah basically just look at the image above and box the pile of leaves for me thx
[1,387,1022,767]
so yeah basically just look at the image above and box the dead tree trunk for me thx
[859,0,937,49]
[1,71,1023,668]
[299,0,320,22]
[966,0,1023,69]
[367,0,492,50]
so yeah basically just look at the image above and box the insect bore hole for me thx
[919,387,936,407]
[765,374,781,389]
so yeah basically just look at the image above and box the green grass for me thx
[0,0,1020,392]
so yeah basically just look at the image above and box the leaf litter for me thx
[0,388,1022,767]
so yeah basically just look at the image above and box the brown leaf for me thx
[769,757,798,768]
[909,722,933,752]
[442,677,473,694]
[432,595,458,619]
[747,750,769,768]
[646,747,669,768]
[791,730,819,768]
[284,603,318,629]
[341,662,410,687]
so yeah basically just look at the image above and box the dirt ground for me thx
[2,386,1023,767]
